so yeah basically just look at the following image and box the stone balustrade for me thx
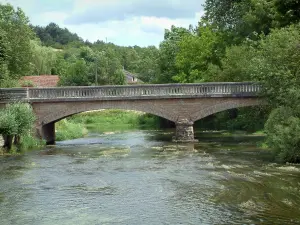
[0,82,261,103]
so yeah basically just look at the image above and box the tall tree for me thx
[30,40,57,75]
[0,4,34,78]
[174,26,219,83]
[157,25,190,83]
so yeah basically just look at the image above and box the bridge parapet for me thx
[0,82,261,103]
[0,88,28,103]
[28,82,261,102]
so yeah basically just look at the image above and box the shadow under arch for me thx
[189,99,263,123]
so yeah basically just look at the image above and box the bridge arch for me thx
[35,101,177,127]
[189,99,264,122]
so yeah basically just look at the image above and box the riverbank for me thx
[0,134,45,155]
[56,110,268,143]
[56,110,160,141]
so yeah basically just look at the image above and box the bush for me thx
[20,134,46,150]
[0,109,18,135]
[138,114,160,128]
[265,107,300,163]
[56,119,88,141]
[0,103,36,151]
[6,103,36,136]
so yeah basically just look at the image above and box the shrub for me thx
[56,119,88,141]
[265,107,300,163]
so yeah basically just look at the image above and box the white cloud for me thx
[2,0,205,46]
[65,0,204,24]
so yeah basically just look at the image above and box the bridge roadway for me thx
[0,82,262,144]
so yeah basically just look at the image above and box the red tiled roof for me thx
[20,75,59,87]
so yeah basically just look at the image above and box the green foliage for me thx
[156,26,191,83]
[0,3,33,78]
[174,26,219,82]
[56,119,88,141]
[0,109,18,135]
[0,63,18,88]
[32,22,82,48]
[274,0,300,26]
[211,44,257,82]
[20,134,45,150]
[265,107,300,163]
[138,114,160,129]
[0,103,36,151]
[59,59,90,86]
[195,107,268,132]
[5,103,35,136]
[60,110,160,135]
[20,79,35,87]
[249,24,300,108]
[30,39,57,75]
[203,0,276,44]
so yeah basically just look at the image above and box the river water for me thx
[0,130,299,225]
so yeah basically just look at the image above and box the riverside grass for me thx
[55,110,159,141]
[0,133,45,155]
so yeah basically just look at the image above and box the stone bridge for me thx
[0,82,263,144]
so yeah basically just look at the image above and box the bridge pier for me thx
[173,119,198,142]
[40,122,55,145]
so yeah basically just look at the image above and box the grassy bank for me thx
[56,119,88,141]
[55,110,160,141]
[0,134,45,155]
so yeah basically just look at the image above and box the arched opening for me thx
[39,109,175,144]
[194,106,269,133]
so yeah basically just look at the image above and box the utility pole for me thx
[95,61,98,86]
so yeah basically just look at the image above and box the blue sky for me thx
[1,0,205,47]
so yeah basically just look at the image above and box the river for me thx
[0,130,299,225]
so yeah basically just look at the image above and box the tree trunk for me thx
[3,135,13,151]
[14,135,21,145]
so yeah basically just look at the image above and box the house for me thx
[123,70,142,84]
[19,75,59,87]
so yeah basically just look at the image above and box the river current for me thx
[0,130,299,225]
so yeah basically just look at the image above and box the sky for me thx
[1,0,205,47]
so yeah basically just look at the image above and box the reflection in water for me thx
[0,130,299,225]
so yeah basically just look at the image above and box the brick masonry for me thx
[31,97,262,143]
[32,97,262,126]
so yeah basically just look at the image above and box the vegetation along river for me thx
[0,130,300,225]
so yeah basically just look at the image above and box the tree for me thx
[174,26,219,83]
[203,0,276,44]
[265,107,300,163]
[157,25,191,83]
[59,59,90,86]
[249,24,300,108]
[274,0,300,26]
[6,103,35,145]
[211,44,257,82]
[30,40,57,75]
[0,103,35,151]
[32,23,82,47]
[0,4,34,78]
